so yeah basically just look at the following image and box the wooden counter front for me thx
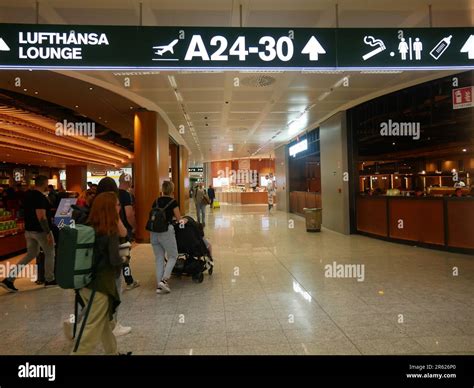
[388,198,444,245]
[0,232,26,259]
[241,192,269,204]
[447,198,474,249]
[356,196,387,237]
[216,191,271,204]
[357,195,474,252]
[290,191,321,215]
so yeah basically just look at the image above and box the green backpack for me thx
[56,225,96,290]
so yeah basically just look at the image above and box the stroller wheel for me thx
[208,266,213,275]
[193,272,204,283]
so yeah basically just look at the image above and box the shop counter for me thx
[0,231,26,259]
[356,195,474,252]
[216,191,272,204]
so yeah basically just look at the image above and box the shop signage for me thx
[188,167,203,173]
[91,170,107,176]
[289,139,308,157]
[1,24,474,69]
[452,86,474,109]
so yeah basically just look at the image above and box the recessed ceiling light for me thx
[75,105,79,108]
[89,87,93,90]
[130,107,133,109]
[462,148,467,152]
[34,91,38,94]
[23,88,27,92]
[98,117,102,119]
[392,142,396,145]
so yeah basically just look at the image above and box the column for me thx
[170,142,179,204]
[274,145,289,212]
[134,110,169,243]
[320,111,350,235]
[65,166,87,194]
[178,145,190,214]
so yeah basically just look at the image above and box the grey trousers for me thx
[151,224,178,284]
[9,231,55,282]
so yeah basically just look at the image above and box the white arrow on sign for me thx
[460,35,474,59]
[301,36,326,61]
[0,37,10,51]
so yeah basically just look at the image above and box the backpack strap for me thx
[72,288,97,353]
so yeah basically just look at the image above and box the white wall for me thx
[274,144,289,212]
[320,111,350,235]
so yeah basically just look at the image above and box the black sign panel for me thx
[188,167,203,173]
[0,24,474,69]
[338,28,474,68]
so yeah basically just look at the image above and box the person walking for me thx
[266,174,276,213]
[1,176,56,292]
[193,183,209,226]
[150,181,187,294]
[118,173,139,291]
[207,184,216,210]
[71,192,126,355]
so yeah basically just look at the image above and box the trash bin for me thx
[303,208,322,232]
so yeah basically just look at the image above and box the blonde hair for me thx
[162,180,174,196]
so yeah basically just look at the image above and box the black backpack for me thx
[146,198,174,233]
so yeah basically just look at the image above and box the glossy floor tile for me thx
[0,204,473,355]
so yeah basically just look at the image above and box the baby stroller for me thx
[173,216,214,283]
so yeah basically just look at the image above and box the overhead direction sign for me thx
[0,24,474,70]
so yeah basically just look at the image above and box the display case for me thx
[0,208,26,259]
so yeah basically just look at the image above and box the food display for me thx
[0,208,24,237]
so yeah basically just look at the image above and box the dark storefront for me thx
[348,71,474,253]
[288,128,321,216]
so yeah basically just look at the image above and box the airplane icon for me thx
[153,39,179,56]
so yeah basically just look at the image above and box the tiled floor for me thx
[1,204,473,355]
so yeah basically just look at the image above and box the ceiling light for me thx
[318,91,331,101]
[23,88,27,92]
[34,91,38,94]
[89,87,93,91]
[228,144,234,151]
[174,91,183,102]
[360,70,403,74]
[301,69,342,74]
[75,105,79,108]
[462,148,467,152]
[239,70,283,74]
[168,75,178,89]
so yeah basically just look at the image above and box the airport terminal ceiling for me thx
[1,1,474,162]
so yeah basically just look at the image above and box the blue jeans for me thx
[195,203,206,224]
[150,225,178,284]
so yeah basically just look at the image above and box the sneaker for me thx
[0,279,18,293]
[44,280,58,288]
[156,288,164,294]
[63,320,74,341]
[125,280,140,291]
[158,280,171,293]
[113,323,132,337]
